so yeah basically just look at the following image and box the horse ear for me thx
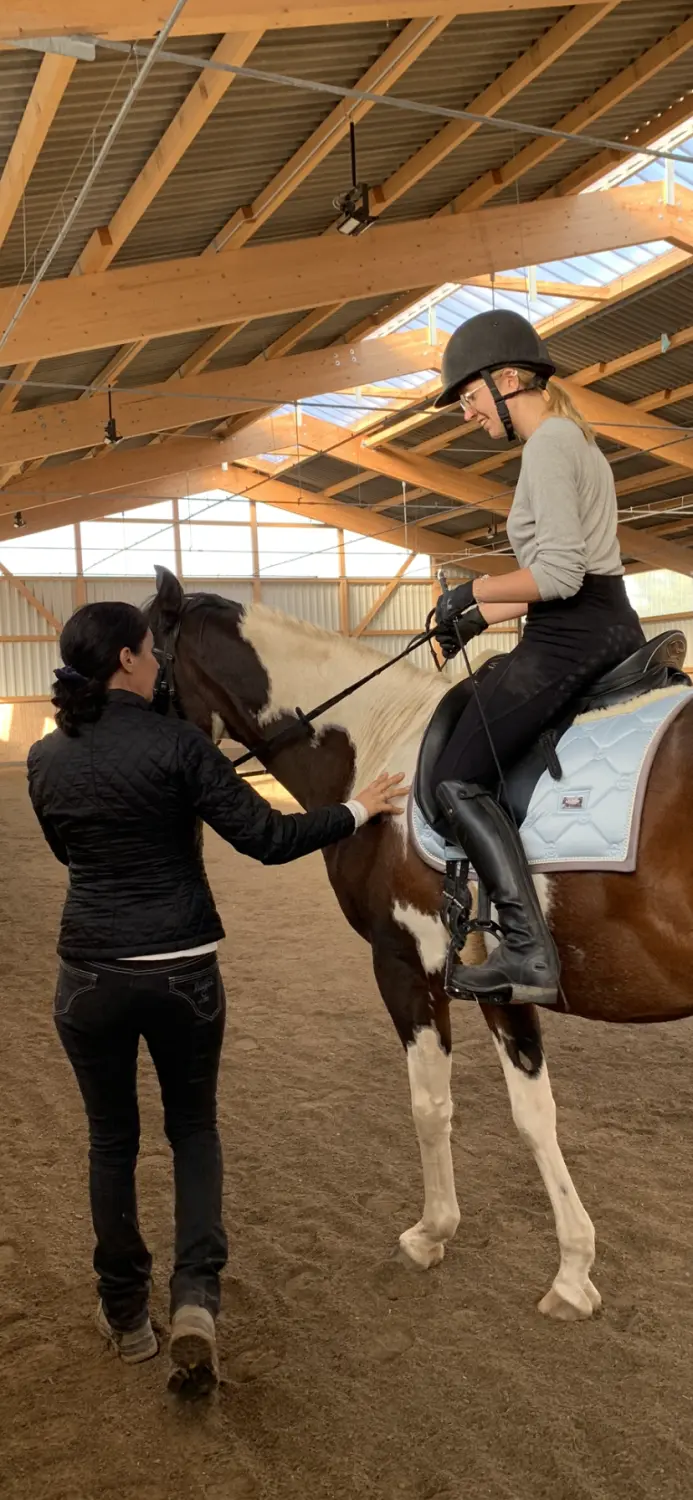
[154,565,183,618]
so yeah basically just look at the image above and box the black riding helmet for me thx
[434,309,556,441]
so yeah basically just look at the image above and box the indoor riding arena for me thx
[2,3,693,1497]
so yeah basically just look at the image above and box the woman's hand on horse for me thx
[355,772,410,818]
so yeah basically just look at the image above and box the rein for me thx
[230,620,441,768]
[153,599,442,769]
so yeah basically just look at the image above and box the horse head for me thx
[147,566,271,750]
[146,567,356,805]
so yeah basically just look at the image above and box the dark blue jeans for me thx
[54,951,227,1332]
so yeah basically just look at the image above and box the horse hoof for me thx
[537,1279,601,1321]
[398,1228,445,1270]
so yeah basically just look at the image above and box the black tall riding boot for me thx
[436,780,560,1007]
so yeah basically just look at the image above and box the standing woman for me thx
[27,601,406,1394]
[430,309,645,1009]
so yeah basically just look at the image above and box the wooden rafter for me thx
[0,417,305,517]
[463,275,614,301]
[0,29,262,420]
[182,1,614,375]
[0,461,497,565]
[561,379,693,475]
[371,2,618,215]
[545,95,693,200]
[0,331,438,468]
[450,16,693,217]
[0,52,75,255]
[292,409,693,576]
[98,17,452,386]
[636,380,693,414]
[572,322,693,391]
[335,21,693,348]
[0,0,612,42]
[0,188,679,369]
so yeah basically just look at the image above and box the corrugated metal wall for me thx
[1,575,690,699]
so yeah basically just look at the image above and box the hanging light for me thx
[333,123,375,238]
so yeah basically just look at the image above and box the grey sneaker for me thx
[168,1305,219,1396]
[96,1301,158,1364]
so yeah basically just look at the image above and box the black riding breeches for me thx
[432,573,646,791]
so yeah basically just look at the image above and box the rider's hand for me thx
[354,771,409,819]
[437,604,488,660]
[435,580,476,625]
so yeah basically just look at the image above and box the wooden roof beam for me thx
[151,16,450,382]
[339,18,693,347]
[370,2,617,215]
[0,52,75,254]
[252,1,617,359]
[571,321,693,390]
[546,96,693,200]
[297,411,693,577]
[0,0,613,42]
[0,416,305,517]
[0,459,479,562]
[0,29,262,418]
[0,331,437,468]
[561,379,693,476]
[463,275,614,301]
[617,523,693,574]
[0,188,680,369]
[448,15,693,216]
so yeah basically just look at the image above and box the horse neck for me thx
[240,605,448,806]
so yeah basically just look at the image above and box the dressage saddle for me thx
[415,629,689,831]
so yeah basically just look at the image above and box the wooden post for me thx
[73,522,86,606]
[430,557,444,669]
[250,499,261,603]
[172,497,184,579]
[337,529,349,635]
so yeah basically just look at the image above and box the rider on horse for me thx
[432,309,645,1009]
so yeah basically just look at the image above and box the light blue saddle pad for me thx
[409,687,692,876]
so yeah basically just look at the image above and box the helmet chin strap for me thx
[481,369,548,443]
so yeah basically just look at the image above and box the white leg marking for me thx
[492,1036,601,1320]
[393,901,447,976]
[400,1026,461,1270]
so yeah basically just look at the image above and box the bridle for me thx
[152,596,442,770]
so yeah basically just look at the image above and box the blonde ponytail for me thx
[544,379,595,442]
[515,368,595,441]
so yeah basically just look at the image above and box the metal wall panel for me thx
[260,580,340,629]
[0,577,75,634]
[84,578,155,607]
[642,616,693,665]
[3,577,691,699]
[0,640,60,699]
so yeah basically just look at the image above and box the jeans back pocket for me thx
[54,961,98,1018]
[169,966,222,1023]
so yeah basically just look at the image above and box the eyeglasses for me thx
[459,382,487,414]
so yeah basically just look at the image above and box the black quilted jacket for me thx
[27,691,355,960]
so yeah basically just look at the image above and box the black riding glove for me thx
[435,580,476,626]
[436,604,488,660]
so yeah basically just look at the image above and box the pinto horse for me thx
[148,567,693,1323]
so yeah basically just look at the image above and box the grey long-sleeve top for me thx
[506,416,623,601]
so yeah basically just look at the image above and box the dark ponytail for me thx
[53,601,148,737]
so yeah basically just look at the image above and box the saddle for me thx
[415,630,689,831]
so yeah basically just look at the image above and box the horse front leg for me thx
[371,920,460,1270]
[483,1005,601,1320]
